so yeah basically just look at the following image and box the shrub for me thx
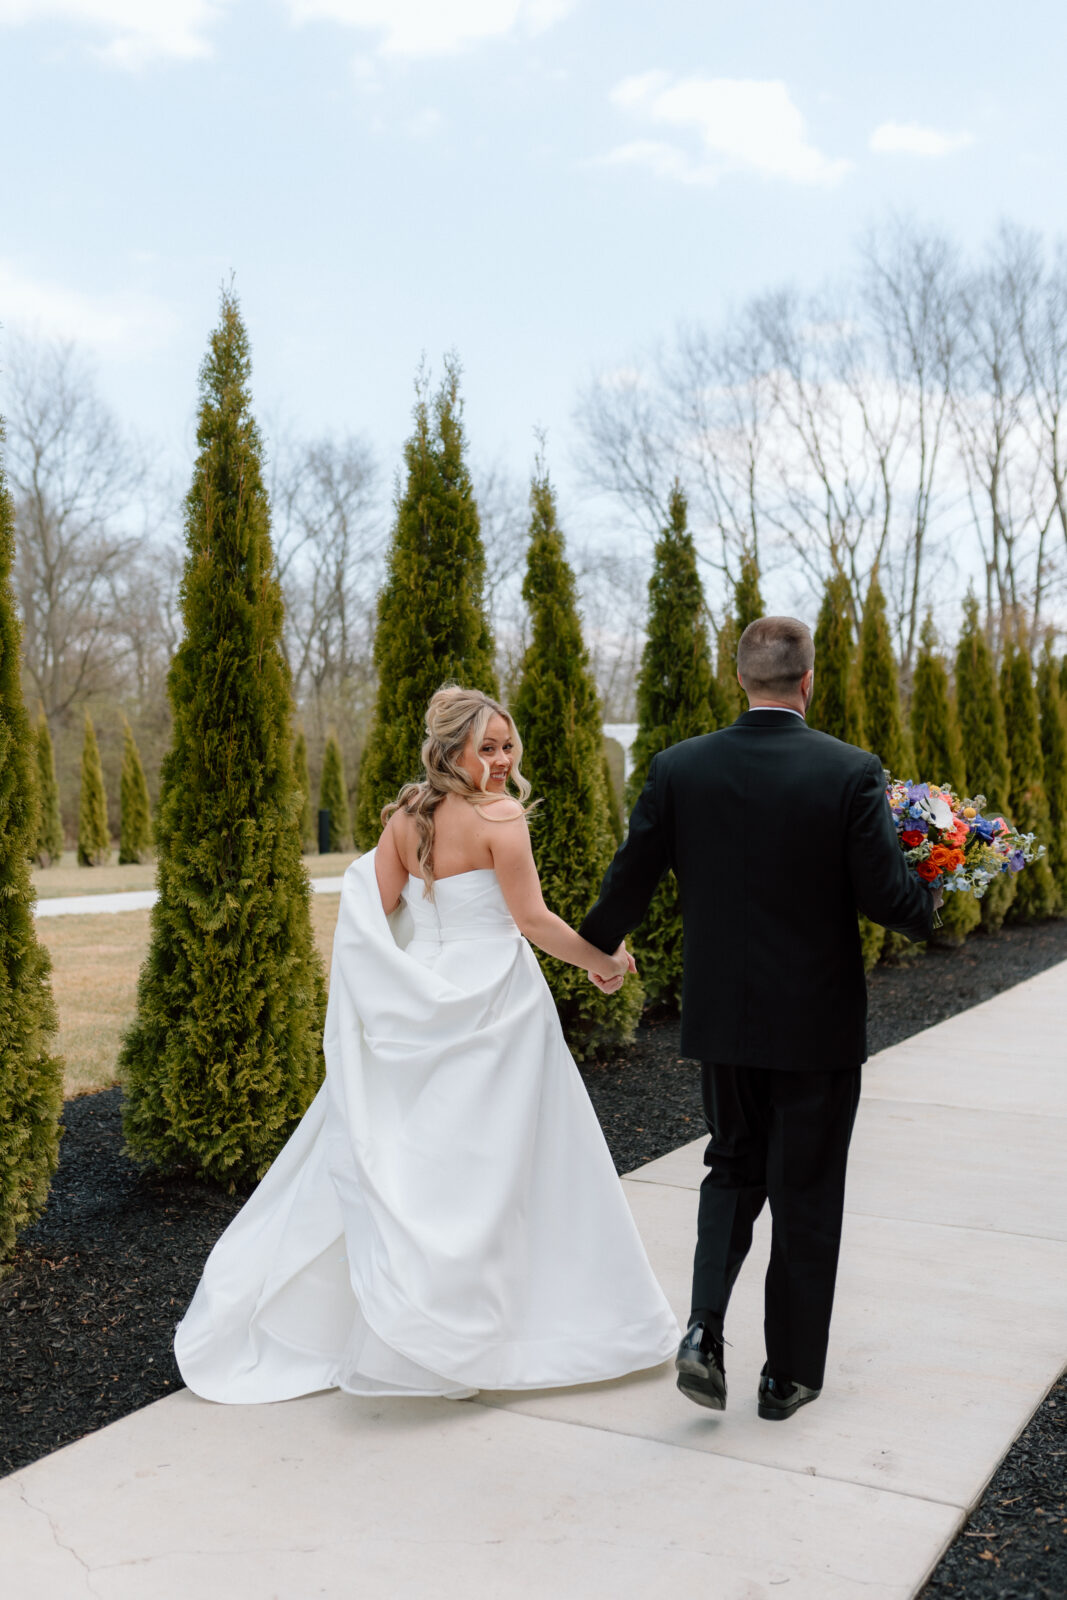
[120,289,327,1186]
[512,462,642,1057]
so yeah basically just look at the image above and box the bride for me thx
[175,686,679,1401]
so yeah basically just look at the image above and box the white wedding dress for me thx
[174,852,679,1401]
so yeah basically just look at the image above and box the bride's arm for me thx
[486,802,630,982]
[374,817,409,913]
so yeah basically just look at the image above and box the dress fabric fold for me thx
[174,853,680,1401]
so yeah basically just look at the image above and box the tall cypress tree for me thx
[293,730,314,851]
[354,359,497,847]
[858,571,912,775]
[716,553,764,722]
[627,486,718,1007]
[809,573,864,746]
[34,711,64,867]
[1000,637,1056,923]
[857,573,916,963]
[955,593,1014,930]
[319,733,351,852]
[0,438,63,1268]
[77,712,110,866]
[118,718,153,864]
[911,615,965,789]
[512,463,642,1057]
[120,290,327,1186]
[911,615,978,942]
[1037,641,1067,913]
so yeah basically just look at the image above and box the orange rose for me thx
[916,859,940,881]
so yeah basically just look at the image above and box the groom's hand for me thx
[588,942,636,994]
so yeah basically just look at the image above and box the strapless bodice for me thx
[402,869,521,943]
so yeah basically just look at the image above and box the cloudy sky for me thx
[2,0,1065,502]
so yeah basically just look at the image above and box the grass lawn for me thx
[38,894,345,1099]
[32,850,359,899]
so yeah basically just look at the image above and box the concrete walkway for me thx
[33,877,347,917]
[5,962,1066,1599]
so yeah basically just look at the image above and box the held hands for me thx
[588,943,637,996]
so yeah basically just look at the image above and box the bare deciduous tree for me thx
[4,332,148,719]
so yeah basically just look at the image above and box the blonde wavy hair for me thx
[382,685,535,895]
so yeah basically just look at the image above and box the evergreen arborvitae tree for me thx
[1000,637,1056,923]
[0,440,63,1268]
[808,573,864,746]
[910,615,978,943]
[627,486,718,1007]
[858,572,912,775]
[319,734,351,852]
[601,744,624,846]
[512,464,642,1057]
[33,711,64,867]
[716,553,764,722]
[354,359,497,847]
[1037,641,1067,913]
[120,290,327,1186]
[293,730,314,851]
[955,593,1015,930]
[910,615,965,789]
[857,574,915,963]
[118,718,153,864]
[1036,643,1067,913]
[77,712,110,866]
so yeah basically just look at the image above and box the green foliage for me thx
[0,444,63,1269]
[858,571,912,775]
[118,718,153,864]
[955,596,1011,813]
[1000,638,1056,922]
[319,734,351,852]
[954,594,1015,930]
[1036,641,1067,913]
[856,573,914,963]
[809,573,864,745]
[907,615,981,940]
[859,915,886,972]
[120,290,327,1187]
[77,712,110,866]
[33,712,64,867]
[601,743,624,846]
[354,358,497,847]
[512,464,642,1057]
[293,730,314,851]
[910,615,965,790]
[716,553,764,721]
[627,486,719,1007]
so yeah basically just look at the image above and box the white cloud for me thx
[869,121,973,157]
[0,262,178,356]
[0,1,224,67]
[287,0,572,58]
[606,72,852,187]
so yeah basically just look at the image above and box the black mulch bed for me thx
[3,918,1066,1598]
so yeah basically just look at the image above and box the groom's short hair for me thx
[737,617,815,697]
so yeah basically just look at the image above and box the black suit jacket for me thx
[580,711,934,1070]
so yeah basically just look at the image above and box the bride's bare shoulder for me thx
[482,797,526,822]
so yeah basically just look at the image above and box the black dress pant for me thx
[690,1062,862,1390]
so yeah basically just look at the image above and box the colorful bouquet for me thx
[885,777,1046,903]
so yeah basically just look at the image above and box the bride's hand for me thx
[589,943,635,993]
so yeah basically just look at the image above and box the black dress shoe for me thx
[757,1365,821,1421]
[675,1323,726,1411]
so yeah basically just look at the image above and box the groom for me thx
[580,616,934,1420]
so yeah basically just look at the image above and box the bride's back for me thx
[392,791,518,882]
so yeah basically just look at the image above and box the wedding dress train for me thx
[174,853,679,1401]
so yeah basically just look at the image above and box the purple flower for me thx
[1008,849,1026,872]
[907,783,931,801]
